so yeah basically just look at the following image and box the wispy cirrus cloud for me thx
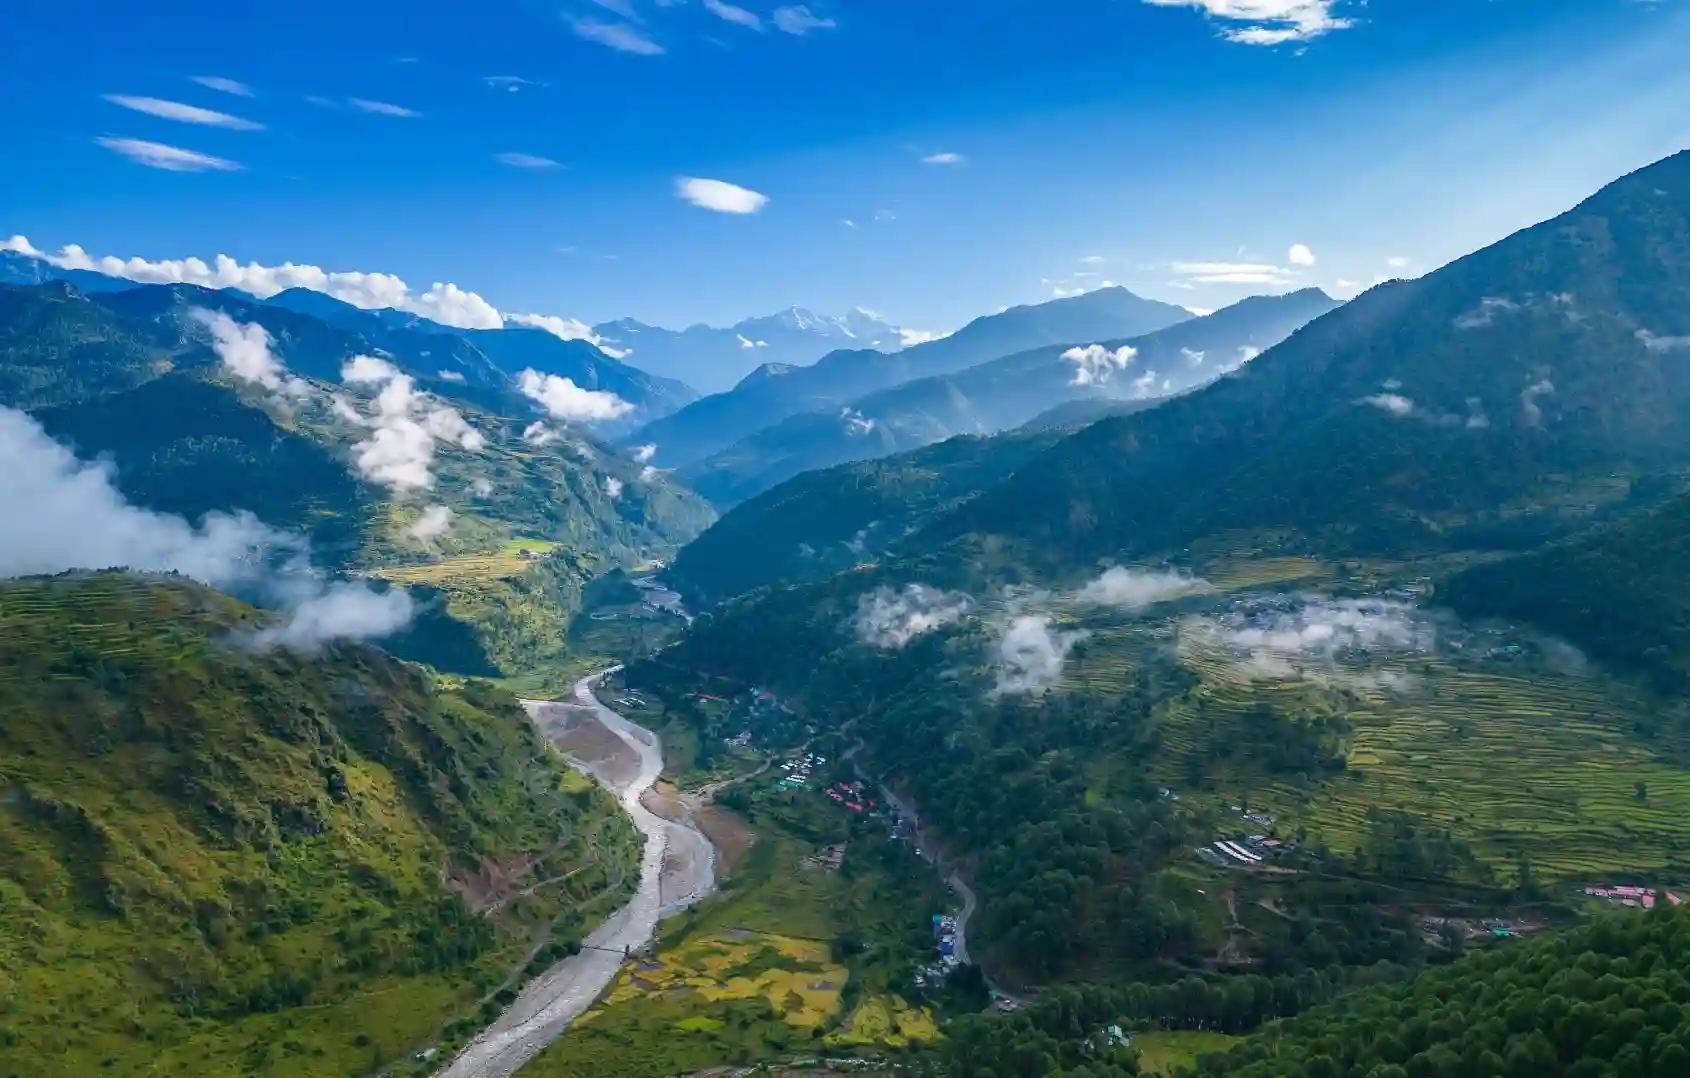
[103,95,264,130]
[571,17,666,54]
[1140,0,1354,45]
[922,151,966,165]
[773,4,836,34]
[495,152,563,169]
[190,76,254,98]
[347,97,421,117]
[703,0,764,30]
[676,176,769,214]
[94,137,242,172]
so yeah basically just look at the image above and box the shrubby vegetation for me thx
[0,573,637,1074]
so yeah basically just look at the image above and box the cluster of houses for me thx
[1196,809,1293,869]
[1583,885,1684,910]
[912,914,963,989]
[825,780,877,814]
[777,751,827,790]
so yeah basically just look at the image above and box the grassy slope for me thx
[0,573,638,1076]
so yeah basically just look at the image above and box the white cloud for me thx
[12,235,506,330]
[853,584,973,648]
[1362,392,1415,417]
[633,443,659,463]
[1172,260,1295,286]
[773,4,836,34]
[1062,343,1138,387]
[604,476,625,499]
[471,477,493,497]
[1637,328,1690,353]
[571,18,665,54]
[495,151,563,169]
[246,582,414,652]
[518,368,634,422]
[0,405,411,649]
[408,504,453,541]
[994,615,1086,696]
[1187,595,1429,690]
[898,327,942,347]
[191,76,253,97]
[347,98,420,117]
[1141,0,1354,45]
[522,420,561,447]
[922,152,966,165]
[1077,567,1207,609]
[192,309,288,391]
[1385,255,1410,269]
[839,407,875,436]
[484,75,546,92]
[1287,243,1316,266]
[338,359,484,490]
[676,176,769,214]
[1521,379,1555,425]
[95,137,241,173]
[505,312,626,356]
[703,0,764,30]
[341,353,401,384]
[1079,255,1107,265]
[103,95,264,131]
[436,369,466,382]
[1453,295,1521,330]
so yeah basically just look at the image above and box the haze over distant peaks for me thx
[593,304,909,393]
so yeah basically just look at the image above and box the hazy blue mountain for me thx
[678,288,1336,507]
[0,249,137,294]
[594,305,905,393]
[920,150,1690,572]
[626,286,1193,469]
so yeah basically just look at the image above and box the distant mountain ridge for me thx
[626,285,1193,469]
[595,305,906,393]
[677,288,1337,507]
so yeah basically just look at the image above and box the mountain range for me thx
[677,287,1338,507]
[593,305,906,393]
[625,285,1194,471]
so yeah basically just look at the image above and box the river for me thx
[436,669,716,1078]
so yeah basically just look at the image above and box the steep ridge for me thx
[920,150,1690,573]
[0,572,638,1075]
[679,289,1337,507]
[626,286,1192,469]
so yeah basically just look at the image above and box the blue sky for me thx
[2,0,1687,335]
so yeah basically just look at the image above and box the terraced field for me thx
[1071,601,1690,886]
[371,539,561,585]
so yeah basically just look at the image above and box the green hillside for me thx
[0,573,638,1075]
[0,279,715,678]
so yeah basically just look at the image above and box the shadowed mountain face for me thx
[624,285,1194,469]
[677,288,1338,508]
[594,305,904,393]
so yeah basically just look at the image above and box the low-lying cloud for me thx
[1062,343,1138,387]
[519,369,634,422]
[339,355,485,490]
[0,405,411,650]
[1077,567,1207,609]
[853,584,973,648]
[1185,595,1430,690]
[994,615,1087,696]
[191,308,309,397]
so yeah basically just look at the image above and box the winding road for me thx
[436,669,716,1078]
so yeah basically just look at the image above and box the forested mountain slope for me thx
[626,286,1191,469]
[0,280,713,677]
[0,573,636,1075]
[924,150,1690,572]
[678,289,1336,507]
